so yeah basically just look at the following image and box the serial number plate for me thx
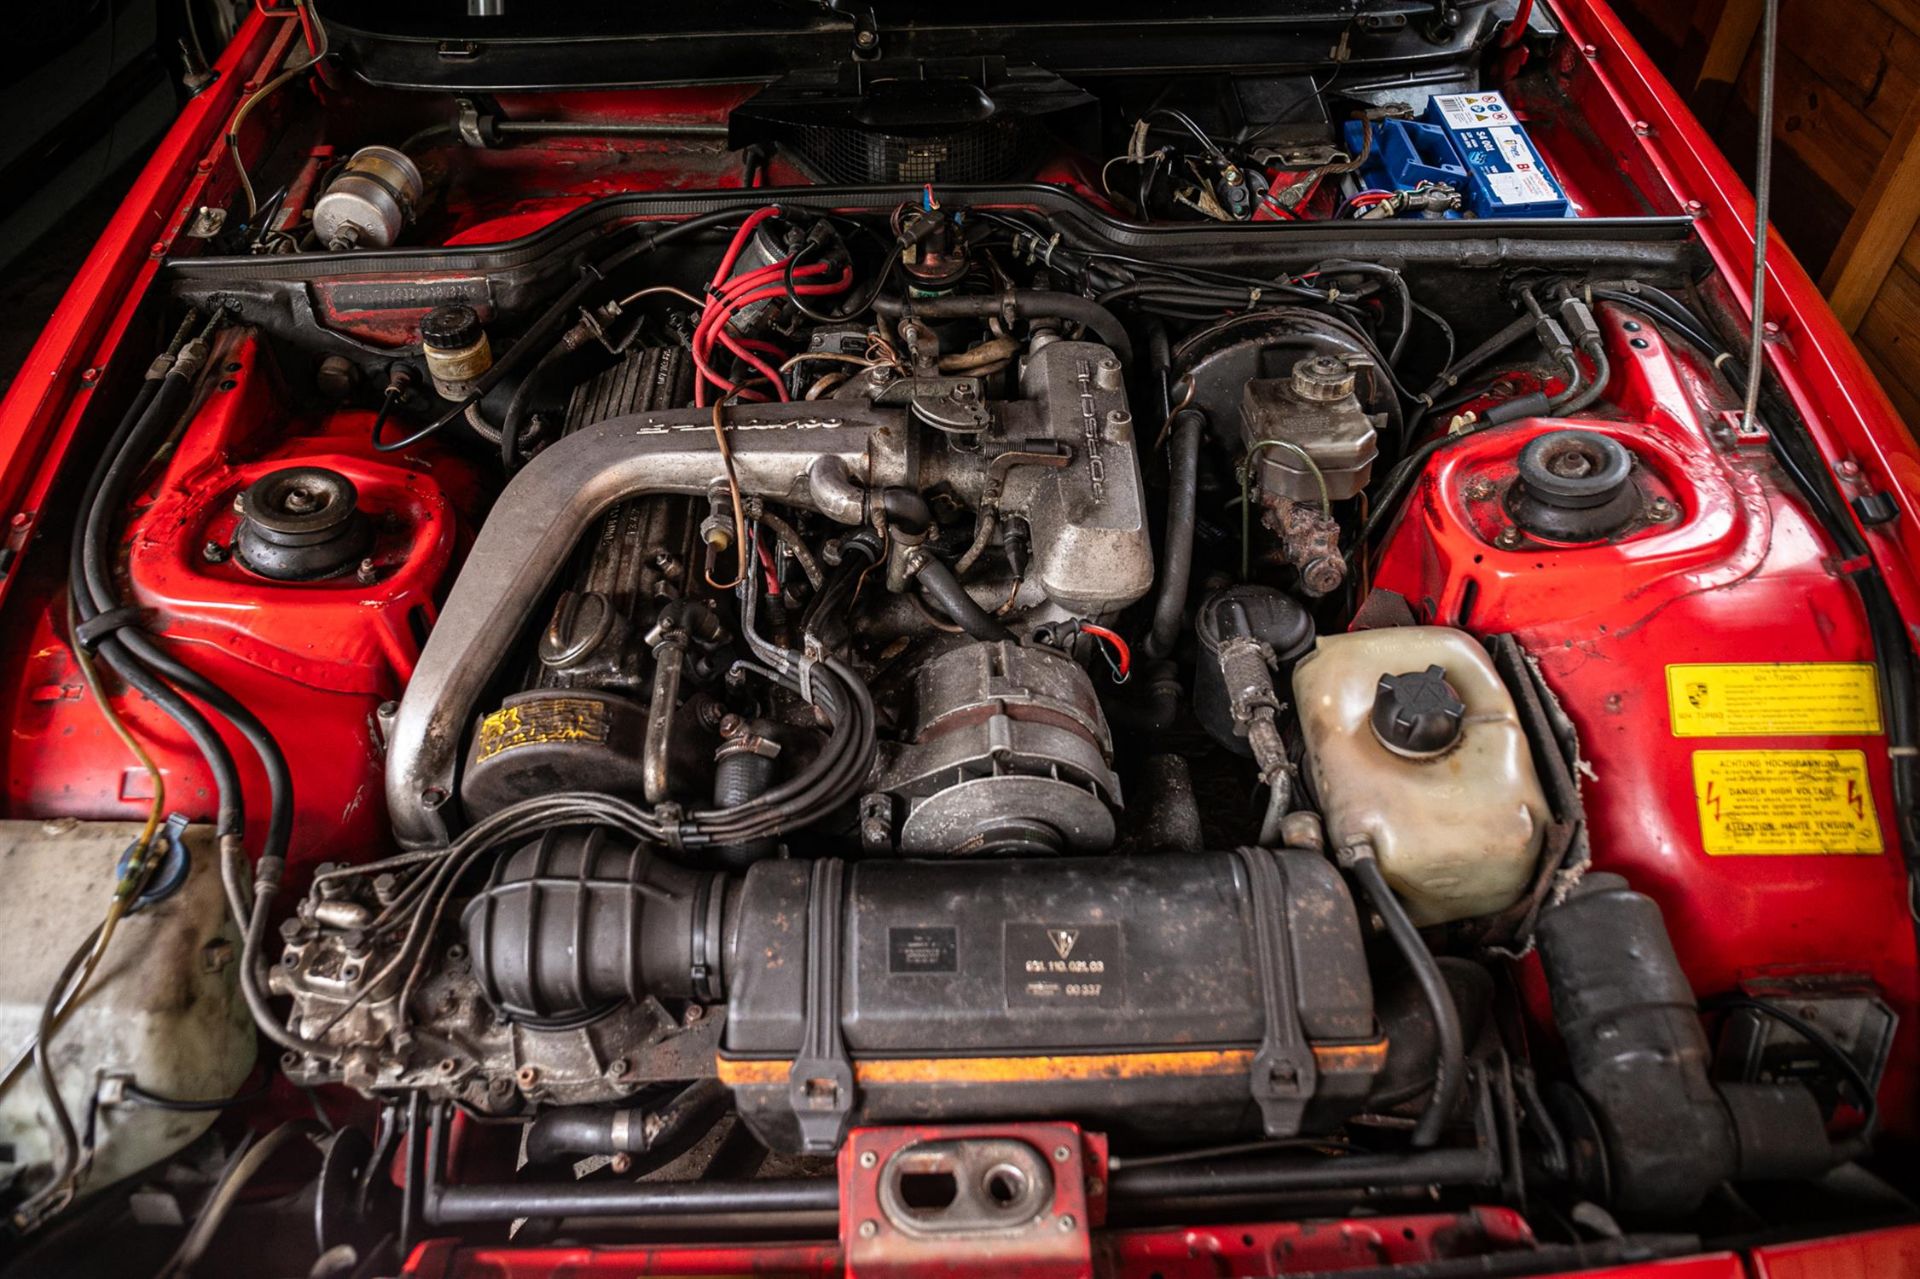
[1004,922,1124,1007]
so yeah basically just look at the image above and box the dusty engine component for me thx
[460,348,721,816]
[232,465,375,582]
[419,304,493,402]
[433,836,1383,1152]
[387,341,1150,845]
[0,821,253,1222]
[1505,428,1641,542]
[1537,874,1841,1214]
[1241,355,1382,501]
[312,145,424,251]
[876,640,1120,855]
[1239,355,1382,596]
[1292,626,1548,925]
[1194,585,1315,758]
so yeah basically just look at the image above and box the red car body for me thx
[2,1,1916,1274]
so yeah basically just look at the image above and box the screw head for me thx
[855,29,876,47]
[1058,1215,1077,1231]
[858,1219,878,1238]
[202,540,229,563]
[1494,526,1524,550]
[1053,1145,1072,1162]
[859,1150,877,1168]
[356,557,378,584]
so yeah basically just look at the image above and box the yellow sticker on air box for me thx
[1693,750,1882,855]
[1667,663,1882,737]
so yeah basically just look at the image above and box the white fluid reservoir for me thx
[1292,626,1549,926]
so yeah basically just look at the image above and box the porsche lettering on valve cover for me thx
[0,1,1917,1276]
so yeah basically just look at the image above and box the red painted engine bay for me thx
[0,1,1917,1276]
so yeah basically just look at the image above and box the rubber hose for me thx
[913,556,1013,641]
[1351,857,1464,1148]
[712,749,779,869]
[1144,408,1203,659]
[524,1081,729,1166]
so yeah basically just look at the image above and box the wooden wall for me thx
[1610,0,1920,427]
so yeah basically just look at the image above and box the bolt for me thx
[356,558,378,584]
[1648,496,1677,521]
[854,28,876,47]
[1684,199,1705,216]
[1059,1215,1077,1232]
[516,1065,540,1089]
[684,1003,705,1024]
[202,540,229,564]
[1762,320,1783,339]
[858,1220,879,1238]
[609,1153,634,1175]
[150,240,168,258]
[605,1058,630,1080]
[9,512,30,531]
[1632,120,1651,137]
[1463,477,1496,501]
[1495,526,1524,550]
[422,787,449,810]
[859,1150,878,1169]
[80,367,100,387]
[201,938,235,973]
[1836,459,1861,479]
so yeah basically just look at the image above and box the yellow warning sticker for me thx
[1693,750,1883,855]
[473,697,611,763]
[1667,663,1883,738]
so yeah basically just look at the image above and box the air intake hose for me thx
[1536,873,1842,1216]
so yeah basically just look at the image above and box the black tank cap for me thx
[1371,664,1465,756]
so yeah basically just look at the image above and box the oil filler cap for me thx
[1371,665,1465,757]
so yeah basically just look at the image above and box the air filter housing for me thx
[730,58,1097,186]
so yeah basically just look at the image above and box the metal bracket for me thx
[787,858,855,1153]
[1237,847,1319,1136]
[841,1123,1101,1279]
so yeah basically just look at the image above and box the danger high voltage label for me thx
[1693,749,1883,855]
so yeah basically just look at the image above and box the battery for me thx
[1424,90,1572,219]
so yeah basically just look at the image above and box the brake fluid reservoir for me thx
[1292,627,1547,925]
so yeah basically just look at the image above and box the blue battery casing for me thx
[1422,91,1572,219]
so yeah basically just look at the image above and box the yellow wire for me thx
[61,595,167,1007]
[227,0,330,221]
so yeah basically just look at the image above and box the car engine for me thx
[1,8,1914,1270]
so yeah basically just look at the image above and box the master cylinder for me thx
[1292,626,1548,925]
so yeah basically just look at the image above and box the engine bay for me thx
[1,2,1916,1273]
